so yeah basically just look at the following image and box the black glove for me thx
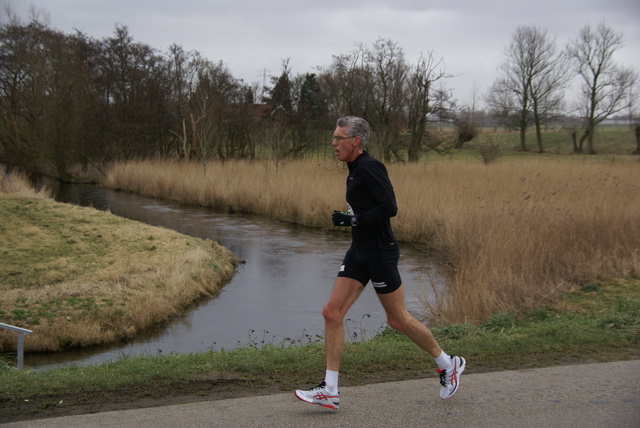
[332,210,357,227]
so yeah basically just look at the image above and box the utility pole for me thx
[256,68,271,102]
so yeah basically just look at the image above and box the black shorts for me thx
[337,245,402,294]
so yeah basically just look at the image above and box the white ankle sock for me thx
[435,351,452,371]
[325,370,339,394]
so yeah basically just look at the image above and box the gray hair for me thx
[336,116,369,148]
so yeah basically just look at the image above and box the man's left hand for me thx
[332,211,357,226]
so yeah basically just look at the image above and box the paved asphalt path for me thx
[2,360,638,427]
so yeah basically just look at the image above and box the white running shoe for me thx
[294,381,340,409]
[438,356,466,399]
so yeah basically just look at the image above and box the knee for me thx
[386,316,404,332]
[322,303,343,325]
[386,314,412,333]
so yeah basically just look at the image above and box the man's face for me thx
[332,126,360,163]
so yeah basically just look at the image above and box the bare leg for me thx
[322,277,365,371]
[377,285,442,358]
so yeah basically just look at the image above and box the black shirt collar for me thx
[347,151,368,172]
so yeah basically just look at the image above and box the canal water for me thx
[23,185,443,369]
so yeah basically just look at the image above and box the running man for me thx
[294,116,466,410]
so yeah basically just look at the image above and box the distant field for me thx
[428,125,637,158]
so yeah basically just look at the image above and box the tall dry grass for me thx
[105,159,348,227]
[106,157,640,324]
[390,159,640,322]
[0,167,51,200]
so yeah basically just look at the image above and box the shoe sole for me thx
[441,357,466,400]
[294,391,339,410]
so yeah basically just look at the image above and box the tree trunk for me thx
[534,119,544,153]
[573,129,589,153]
[519,124,528,151]
[518,108,528,151]
[407,124,425,162]
[586,123,596,154]
[407,142,420,162]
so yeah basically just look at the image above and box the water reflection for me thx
[23,185,443,369]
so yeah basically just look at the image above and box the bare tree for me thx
[492,26,568,152]
[455,82,482,149]
[98,25,171,159]
[468,82,480,126]
[0,16,49,175]
[165,44,201,157]
[527,29,569,152]
[497,26,536,151]
[318,39,410,160]
[0,12,103,180]
[626,82,640,131]
[405,52,449,160]
[320,40,456,161]
[484,79,520,130]
[188,82,217,167]
[186,60,244,164]
[567,22,636,154]
[318,49,369,118]
[362,38,408,161]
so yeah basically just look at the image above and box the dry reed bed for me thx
[106,158,640,323]
[105,160,347,227]
[391,160,640,322]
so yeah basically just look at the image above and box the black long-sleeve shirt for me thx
[345,152,399,250]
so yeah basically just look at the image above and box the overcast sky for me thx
[4,0,639,106]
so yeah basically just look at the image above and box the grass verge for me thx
[0,171,239,352]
